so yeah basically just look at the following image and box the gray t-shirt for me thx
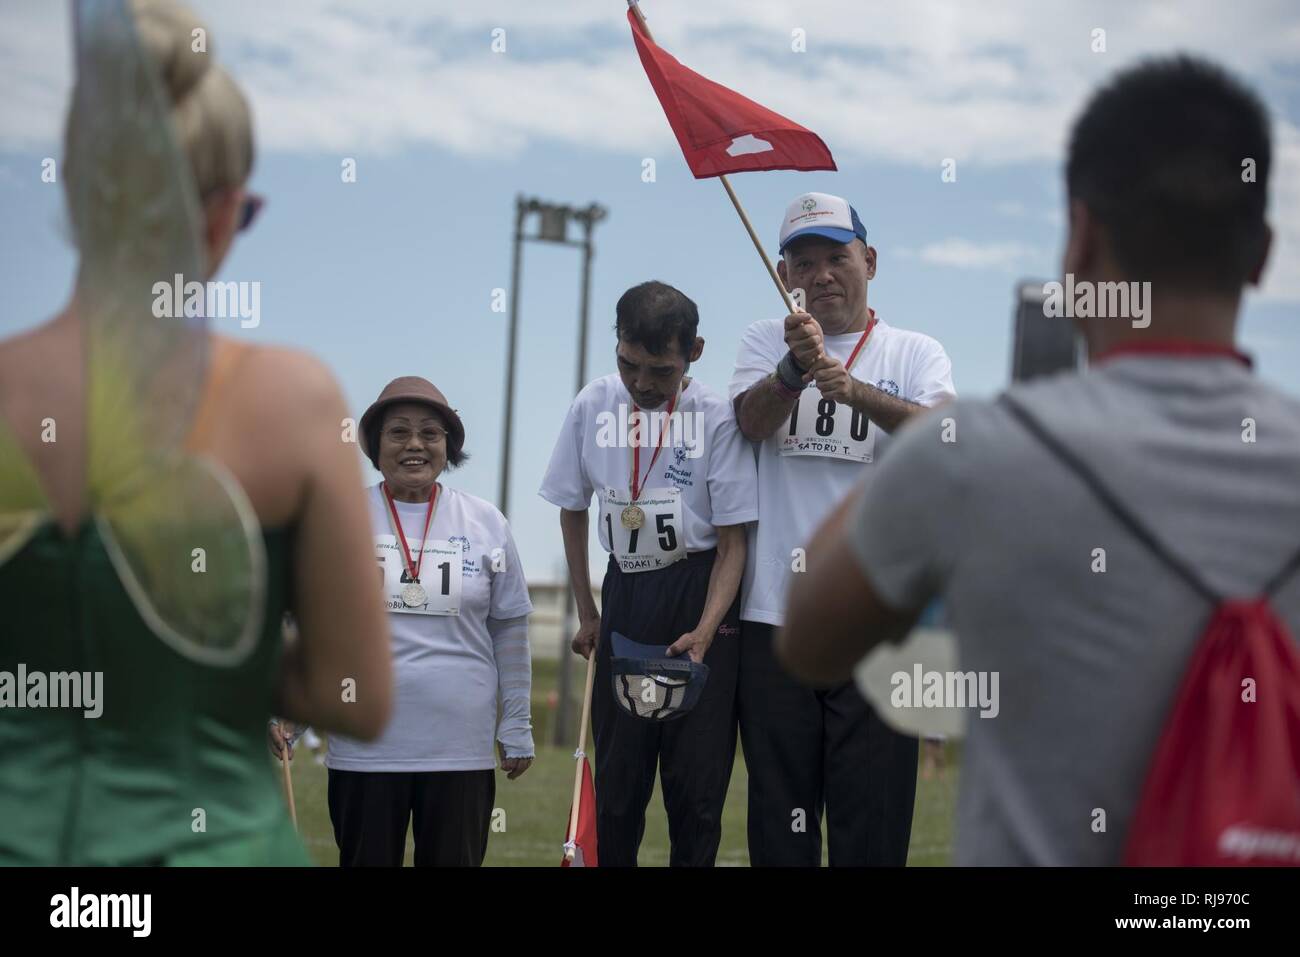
[848,354,1300,865]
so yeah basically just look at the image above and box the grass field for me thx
[285,659,960,866]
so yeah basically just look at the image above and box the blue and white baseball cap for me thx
[778,192,868,253]
[608,631,709,721]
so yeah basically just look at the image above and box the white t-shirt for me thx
[325,482,534,772]
[728,315,955,625]
[538,373,758,569]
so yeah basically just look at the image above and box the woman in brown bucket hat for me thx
[321,376,536,866]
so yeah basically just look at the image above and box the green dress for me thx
[0,0,309,866]
[0,518,309,866]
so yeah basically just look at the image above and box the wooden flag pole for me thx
[280,746,298,831]
[719,174,796,313]
[629,0,796,315]
[564,648,598,862]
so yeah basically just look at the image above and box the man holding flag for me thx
[623,3,952,865]
[728,193,956,866]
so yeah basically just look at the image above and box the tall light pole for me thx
[499,199,527,516]
[498,197,608,519]
[496,197,608,746]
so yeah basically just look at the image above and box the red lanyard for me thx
[1096,340,1252,368]
[629,385,681,502]
[381,483,439,582]
[844,310,878,373]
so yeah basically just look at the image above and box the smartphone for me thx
[1010,280,1081,382]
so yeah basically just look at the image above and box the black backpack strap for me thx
[998,393,1222,605]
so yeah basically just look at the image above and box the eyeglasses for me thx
[238,193,265,232]
[382,427,447,445]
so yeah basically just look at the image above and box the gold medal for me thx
[620,505,646,530]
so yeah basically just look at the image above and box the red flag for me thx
[561,757,599,867]
[628,8,836,179]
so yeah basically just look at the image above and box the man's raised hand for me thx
[812,355,858,404]
[783,312,823,373]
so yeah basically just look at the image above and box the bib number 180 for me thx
[779,391,876,462]
[789,395,870,441]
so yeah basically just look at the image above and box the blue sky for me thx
[2,0,1298,581]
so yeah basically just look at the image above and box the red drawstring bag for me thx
[1002,395,1300,866]
[1124,598,1300,865]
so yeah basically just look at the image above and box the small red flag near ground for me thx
[562,756,598,867]
[628,7,836,178]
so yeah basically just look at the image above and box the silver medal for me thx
[401,582,427,608]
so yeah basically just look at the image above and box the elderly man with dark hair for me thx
[540,281,757,866]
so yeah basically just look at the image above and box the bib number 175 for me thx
[604,511,678,553]
[599,487,687,573]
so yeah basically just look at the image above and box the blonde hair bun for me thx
[64,0,255,218]
[131,0,213,104]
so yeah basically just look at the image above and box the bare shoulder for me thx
[200,338,355,525]
[236,340,343,400]
[0,317,82,431]
[228,340,347,413]
[0,320,48,361]
[0,319,70,391]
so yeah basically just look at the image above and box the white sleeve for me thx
[728,320,784,402]
[489,520,533,620]
[908,337,957,407]
[538,392,593,511]
[705,401,759,527]
[488,614,533,758]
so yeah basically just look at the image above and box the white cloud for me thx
[1257,122,1300,303]
[0,1,73,150]
[7,0,1299,161]
[995,200,1062,223]
[916,238,1037,270]
[1,0,1295,296]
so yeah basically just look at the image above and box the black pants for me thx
[738,621,918,866]
[591,550,740,867]
[327,768,495,867]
